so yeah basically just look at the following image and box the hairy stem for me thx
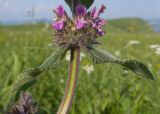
[57,47,80,114]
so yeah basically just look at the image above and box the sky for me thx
[0,0,160,21]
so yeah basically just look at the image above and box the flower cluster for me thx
[52,4,106,49]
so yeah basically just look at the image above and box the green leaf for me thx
[38,47,68,71]
[87,46,118,64]
[119,60,154,80]
[13,47,68,90]
[65,0,94,13]
[87,46,154,80]
[13,68,41,90]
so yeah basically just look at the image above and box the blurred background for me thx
[0,0,160,114]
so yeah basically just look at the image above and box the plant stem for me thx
[57,47,80,114]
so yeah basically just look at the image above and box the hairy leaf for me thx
[38,47,68,71]
[88,46,154,80]
[13,47,68,90]
[119,60,154,80]
[87,46,118,63]
[65,0,94,13]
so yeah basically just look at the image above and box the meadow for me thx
[0,18,160,114]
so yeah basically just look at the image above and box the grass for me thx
[0,18,160,114]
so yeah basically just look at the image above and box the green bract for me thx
[65,0,94,12]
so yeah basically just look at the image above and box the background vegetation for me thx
[0,18,160,114]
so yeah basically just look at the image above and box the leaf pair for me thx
[14,45,154,92]
[87,46,154,80]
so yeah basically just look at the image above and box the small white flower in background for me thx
[60,79,64,83]
[149,44,160,56]
[149,44,160,49]
[65,51,86,61]
[48,43,53,47]
[128,40,140,45]
[82,65,94,74]
[114,50,121,56]
[65,51,71,61]
[155,49,160,55]
[80,53,86,58]
[148,63,152,68]
[156,47,160,51]
[124,70,129,74]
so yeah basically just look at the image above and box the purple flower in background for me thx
[8,92,37,114]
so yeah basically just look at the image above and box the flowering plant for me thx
[12,1,154,114]
[52,4,106,49]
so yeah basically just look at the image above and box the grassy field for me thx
[0,18,160,114]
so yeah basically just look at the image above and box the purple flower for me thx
[75,18,86,29]
[92,19,106,36]
[75,5,87,29]
[52,5,66,30]
[89,5,106,36]
[97,29,105,36]
[98,19,106,26]
[90,7,97,18]
[76,4,86,17]
[92,19,106,28]
[90,5,106,18]
[99,5,106,13]
[52,4,106,36]
[90,7,98,18]
[54,5,65,17]
[52,19,65,30]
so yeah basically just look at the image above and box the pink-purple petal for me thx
[55,5,65,17]
[99,5,106,13]
[90,5,106,19]
[90,7,97,18]
[52,19,64,30]
[75,18,86,29]
[97,29,105,36]
[97,19,106,26]
[76,4,86,17]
